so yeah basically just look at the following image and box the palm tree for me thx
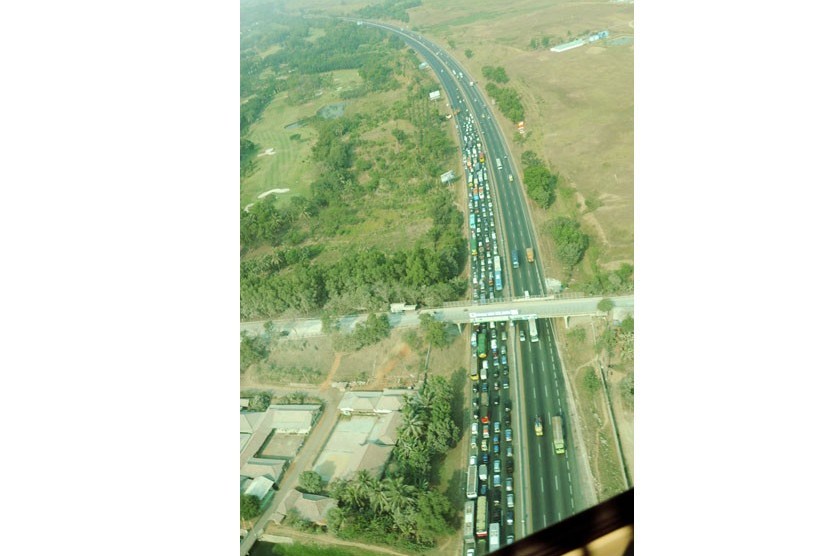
[352,470,373,508]
[385,476,416,514]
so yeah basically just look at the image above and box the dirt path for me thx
[319,352,344,390]
[574,191,610,247]
[264,524,411,556]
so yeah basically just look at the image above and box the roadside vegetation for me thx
[484,83,524,123]
[355,0,423,23]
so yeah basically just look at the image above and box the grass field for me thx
[240,69,363,209]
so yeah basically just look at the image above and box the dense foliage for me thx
[240,332,268,373]
[333,314,392,351]
[551,217,590,270]
[355,0,423,23]
[521,150,557,208]
[482,65,509,83]
[578,262,634,295]
[419,312,450,348]
[484,83,524,122]
[240,493,262,520]
[298,471,324,494]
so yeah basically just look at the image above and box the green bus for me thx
[477,333,487,359]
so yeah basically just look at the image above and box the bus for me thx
[528,318,539,343]
[464,500,475,540]
[494,255,503,291]
[477,333,488,359]
[552,416,566,454]
[466,465,478,500]
[489,522,501,552]
[469,214,476,229]
[475,495,488,538]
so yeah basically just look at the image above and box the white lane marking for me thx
[555,475,559,491]
[558,511,562,521]
[566,460,571,471]
[537,445,542,458]
[541,480,545,494]
[569,484,573,496]
[544,384,549,397]
[533,388,537,400]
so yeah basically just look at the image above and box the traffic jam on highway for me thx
[462,114,503,307]
[459,112,517,555]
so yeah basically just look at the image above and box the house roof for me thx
[241,458,286,482]
[244,476,274,500]
[276,490,336,525]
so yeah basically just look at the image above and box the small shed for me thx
[428,90,441,101]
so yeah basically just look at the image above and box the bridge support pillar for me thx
[564,315,570,329]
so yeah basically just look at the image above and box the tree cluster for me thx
[481,65,509,83]
[484,83,524,122]
[240,493,262,521]
[520,150,557,208]
[578,263,634,296]
[240,332,269,373]
[551,217,590,270]
[333,313,392,351]
[355,0,423,23]
[326,376,460,548]
[419,313,450,348]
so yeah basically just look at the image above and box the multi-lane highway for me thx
[361,20,587,552]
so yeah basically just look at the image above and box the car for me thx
[519,331,526,342]
[504,414,511,427]
[493,443,500,455]
[505,428,512,442]
[493,433,500,445]
[481,451,489,463]
[469,455,477,466]
[506,460,514,474]
[505,477,513,492]
[502,378,509,390]
[494,394,500,405]
[493,508,502,521]
[501,331,507,341]
[493,474,501,488]
[481,415,490,424]
[471,422,478,436]
[481,382,489,393]
[482,424,490,438]
[506,535,514,545]
[500,345,507,355]
[507,493,514,508]
[507,509,514,525]
[493,368,500,379]
[494,421,501,434]
[472,383,479,393]
[494,459,501,473]
[501,354,507,366]
[479,484,488,496]
[504,401,512,414]
[493,381,500,391]
[481,439,488,452]
[467,549,475,556]
[493,358,500,369]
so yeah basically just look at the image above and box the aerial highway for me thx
[359,21,594,550]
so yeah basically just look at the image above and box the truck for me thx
[475,496,487,538]
[477,333,488,359]
[496,158,503,170]
[511,249,519,269]
[529,318,539,343]
[467,465,479,499]
[481,391,489,410]
[494,255,503,291]
[478,464,488,482]
[480,360,488,381]
[464,500,475,539]
[489,522,501,552]
[526,247,534,263]
[552,415,566,454]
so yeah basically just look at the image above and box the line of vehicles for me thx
[466,320,515,554]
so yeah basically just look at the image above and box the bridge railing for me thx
[441,291,591,308]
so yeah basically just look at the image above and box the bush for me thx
[582,367,601,392]
[241,494,262,520]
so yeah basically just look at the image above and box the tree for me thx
[464,49,473,59]
[619,315,634,334]
[597,298,615,312]
[582,366,601,392]
[240,494,262,520]
[298,471,324,494]
[551,217,590,270]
